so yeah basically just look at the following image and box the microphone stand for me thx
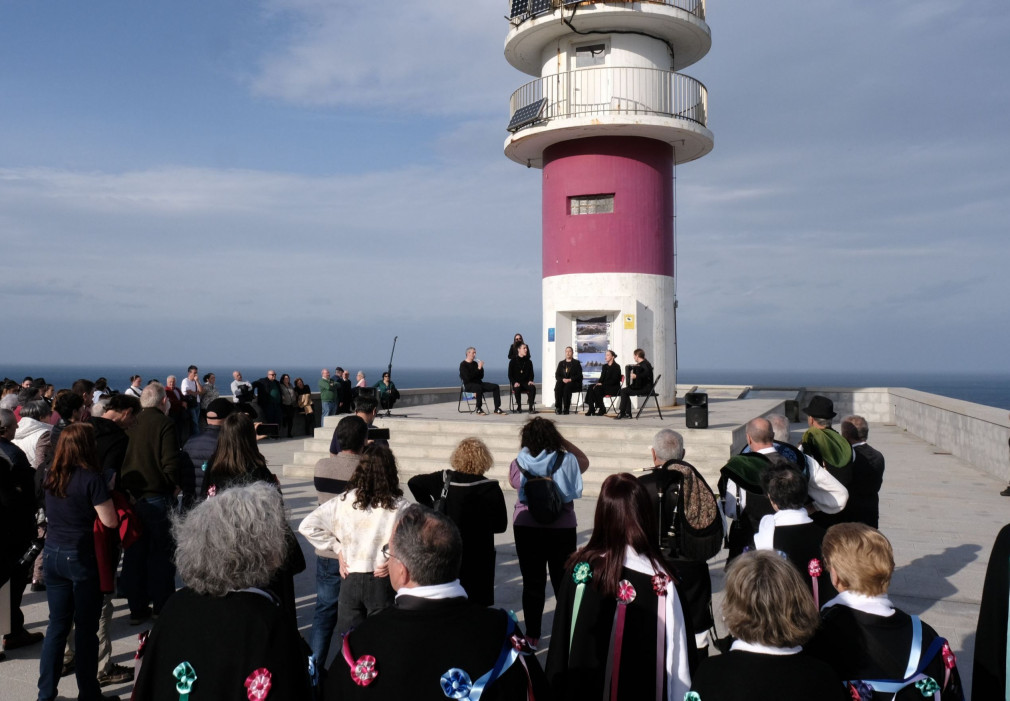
[384,336,398,416]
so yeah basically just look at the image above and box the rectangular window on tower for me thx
[569,194,615,215]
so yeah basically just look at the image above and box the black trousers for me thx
[513,525,576,638]
[512,384,536,408]
[585,384,620,413]
[554,382,578,413]
[464,382,501,411]
[618,387,648,416]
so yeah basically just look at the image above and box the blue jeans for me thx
[321,400,337,417]
[37,545,103,701]
[120,495,176,617]
[309,556,342,667]
[188,406,200,435]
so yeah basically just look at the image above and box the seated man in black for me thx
[459,347,504,416]
[553,346,583,415]
[507,343,536,414]
[327,505,547,700]
[616,348,653,419]
[584,349,621,416]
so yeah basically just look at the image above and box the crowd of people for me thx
[0,369,1000,700]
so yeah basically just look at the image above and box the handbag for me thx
[432,470,452,513]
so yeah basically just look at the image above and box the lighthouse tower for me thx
[504,0,713,407]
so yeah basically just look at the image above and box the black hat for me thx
[802,395,836,420]
[206,398,235,420]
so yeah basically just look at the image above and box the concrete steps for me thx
[282,410,752,496]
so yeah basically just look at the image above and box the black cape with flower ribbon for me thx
[546,563,693,701]
[131,587,312,701]
[806,605,964,700]
[326,595,548,701]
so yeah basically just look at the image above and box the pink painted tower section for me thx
[543,136,674,278]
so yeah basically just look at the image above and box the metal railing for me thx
[507,0,705,22]
[508,66,708,131]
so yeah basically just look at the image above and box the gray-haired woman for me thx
[133,482,312,700]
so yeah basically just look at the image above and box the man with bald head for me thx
[638,428,720,658]
[720,417,847,560]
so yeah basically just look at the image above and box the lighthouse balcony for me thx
[504,66,713,168]
[505,0,711,74]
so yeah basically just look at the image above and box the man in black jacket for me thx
[120,383,179,624]
[840,415,885,528]
[459,347,504,415]
[327,505,547,700]
[638,428,718,659]
[616,348,653,419]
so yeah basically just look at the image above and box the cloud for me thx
[249,0,518,115]
[0,158,542,344]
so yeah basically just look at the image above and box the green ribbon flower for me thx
[173,661,198,700]
[915,677,940,696]
[684,692,701,701]
[572,561,592,584]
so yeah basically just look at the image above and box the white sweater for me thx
[298,489,408,573]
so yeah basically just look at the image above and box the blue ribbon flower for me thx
[440,668,473,699]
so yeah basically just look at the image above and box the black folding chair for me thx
[634,374,664,420]
[458,382,480,414]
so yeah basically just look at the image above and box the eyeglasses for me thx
[380,544,398,562]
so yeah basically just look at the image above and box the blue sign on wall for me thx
[547,327,555,342]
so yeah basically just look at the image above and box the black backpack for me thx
[517,451,566,525]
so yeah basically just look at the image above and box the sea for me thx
[4,364,1010,411]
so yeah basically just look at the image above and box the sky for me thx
[2,0,1008,374]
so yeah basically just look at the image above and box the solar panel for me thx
[507,98,547,133]
[530,0,552,17]
[509,0,529,20]
[562,0,581,6]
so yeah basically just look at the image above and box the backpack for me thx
[517,451,566,525]
[655,461,724,562]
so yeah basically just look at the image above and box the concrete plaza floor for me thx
[2,419,1006,698]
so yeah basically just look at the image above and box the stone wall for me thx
[796,388,894,424]
[890,388,1010,482]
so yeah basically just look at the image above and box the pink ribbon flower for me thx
[651,573,670,596]
[351,655,378,686]
[244,668,272,700]
[617,579,637,605]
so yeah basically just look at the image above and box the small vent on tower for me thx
[569,194,615,215]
